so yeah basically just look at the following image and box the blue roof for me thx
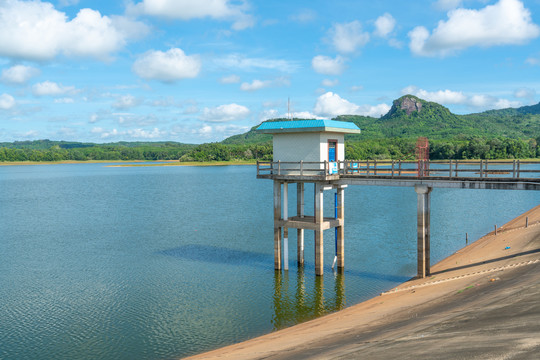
[256,119,360,134]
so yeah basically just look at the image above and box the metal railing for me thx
[257,160,540,180]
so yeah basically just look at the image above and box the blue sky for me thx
[0,0,539,144]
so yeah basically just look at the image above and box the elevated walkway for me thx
[257,160,540,190]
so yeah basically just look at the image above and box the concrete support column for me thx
[283,182,289,271]
[273,180,282,270]
[297,182,305,266]
[336,186,345,269]
[415,184,432,278]
[314,183,324,276]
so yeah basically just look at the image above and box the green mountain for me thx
[342,95,539,140]
[223,95,540,144]
[221,125,272,145]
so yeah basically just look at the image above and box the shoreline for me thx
[186,205,540,359]
[0,160,256,167]
[1,159,538,167]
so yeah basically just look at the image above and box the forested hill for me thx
[338,95,540,141]
[1,95,539,162]
[220,94,539,160]
[222,95,540,144]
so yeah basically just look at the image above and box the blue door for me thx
[328,141,337,162]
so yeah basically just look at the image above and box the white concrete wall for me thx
[273,132,321,162]
[273,132,345,163]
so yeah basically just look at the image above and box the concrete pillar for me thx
[273,180,282,270]
[336,186,345,269]
[297,182,305,266]
[314,183,324,276]
[283,182,289,271]
[415,184,432,278]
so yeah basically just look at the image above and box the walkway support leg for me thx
[283,182,289,271]
[273,180,282,271]
[297,182,305,266]
[415,184,432,278]
[336,186,345,269]
[314,183,324,276]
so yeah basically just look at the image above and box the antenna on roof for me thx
[287,97,291,120]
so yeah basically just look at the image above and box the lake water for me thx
[0,163,538,359]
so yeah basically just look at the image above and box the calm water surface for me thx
[0,163,538,359]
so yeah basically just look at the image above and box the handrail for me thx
[256,160,540,180]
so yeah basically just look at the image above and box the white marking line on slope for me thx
[381,258,540,295]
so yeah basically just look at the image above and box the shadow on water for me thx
[159,244,410,283]
[272,268,346,331]
[158,244,272,268]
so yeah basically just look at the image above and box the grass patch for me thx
[457,285,475,294]
[107,160,257,167]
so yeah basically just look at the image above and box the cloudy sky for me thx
[0,0,539,144]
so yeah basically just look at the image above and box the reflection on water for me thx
[272,269,345,331]
[159,244,272,267]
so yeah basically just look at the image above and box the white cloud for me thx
[0,1,148,61]
[113,94,141,109]
[32,81,77,96]
[402,85,522,110]
[1,65,40,84]
[240,79,270,91]
[201,103,250,122]
[289,9,317,23]
[0,93,16,110]
[374,13,396,38]
[92,126,165,139]
[58,0,80,6]
[240,77,289,91]
[312,55,346,75]
[514,87,536,100]
[401,85,467,104]
[492,98,521,109]
[322,79,339,87]
[292,111,318,119]
[329,20,370,53]
[133,48,201,82]
[23,130,39,138]
[54,97,75,104]
[314,92,390,118]
[215,54,298,73]
[58,126,77,136]
[435,0,463,11]
[259,109,279,121]
[183,105,199,114]
[130,0,254,30]
[409,0,540,57]
[190,123,250,140]
[259,109,318,122]
[127,128,164,139]
[220,74,241,84]
[526,56,540,66]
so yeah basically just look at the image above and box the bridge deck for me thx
[257,160,540,190]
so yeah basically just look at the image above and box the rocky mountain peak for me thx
[398,96,422,115]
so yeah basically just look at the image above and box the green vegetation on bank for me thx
[0,141,273,163]
[1,95,539,163]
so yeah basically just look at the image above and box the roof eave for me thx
[257,126,361,134]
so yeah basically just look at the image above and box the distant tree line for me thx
[0,142,273,162]
[345,137,539,160]
[0,137,537,163]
